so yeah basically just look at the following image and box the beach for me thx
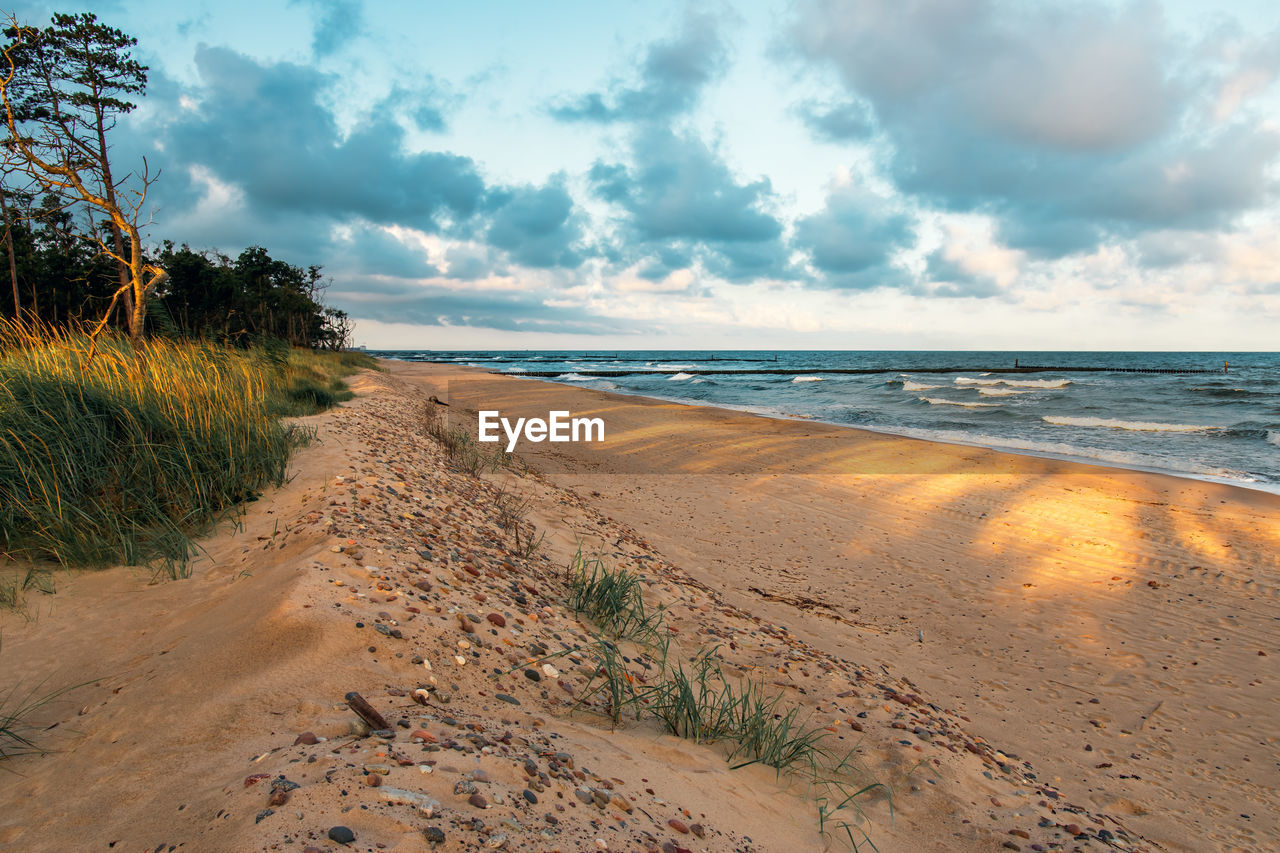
[1,361,1275,852]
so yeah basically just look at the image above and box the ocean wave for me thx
[977,387,1031,397]
[1269,430,1280,448]
[902,380,942,391]
[1189,387,1265,398]
[888,427,1261,485]
[1043,416,1215,433]
[648,363,698,371]
[668,372,695,381]
[920,397,1000,408]
[504,366,527,373]
[690,378,709,384]
[955,376,1070,389]
[554,373,593,381]
[793,376,824,383]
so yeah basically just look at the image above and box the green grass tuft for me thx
[560,550,894,849]
[564,549,664,642]
[424,406,511,476]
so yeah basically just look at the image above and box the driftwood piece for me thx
[345,691,389,731]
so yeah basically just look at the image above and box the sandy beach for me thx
[2,361,1276,852]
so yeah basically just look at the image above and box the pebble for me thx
[328,826,355,845]
[523,789,538,804]
[487,613,506,627]
[468,792,489,809]
[293,731,319,745]
[423,826,446,844]
[485,834,508,849]
[668,818,689,834]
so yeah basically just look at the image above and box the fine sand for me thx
[1,360,1275,852]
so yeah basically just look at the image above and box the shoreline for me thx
[506,370,1280,496]
[2,361,1274,851]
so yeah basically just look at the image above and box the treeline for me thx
[0,190,353,348]
[0,12,353,350]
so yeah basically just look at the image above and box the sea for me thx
[369,350,1280,494]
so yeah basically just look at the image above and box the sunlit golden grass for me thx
[0,320,369,576]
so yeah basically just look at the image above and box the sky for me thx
[13,0,1280,349]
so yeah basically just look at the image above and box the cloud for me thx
[793,182,915,288]
[593,128,780,243]
[291,0,365,57]
[588,127,793,282]
[795,100,874,142]
[789,0,1280,257]
[549,12,727,123]
[484,176,585,269]
[113,46,619,336]
[153,47,487,235]
[331,282,631,334]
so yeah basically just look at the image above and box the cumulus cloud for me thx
[793,181,915,288]
[550,12,727,123]
[153,47,487,234]
[111,46,625,335]
[484,176,585,269]
[588,127,792,282]
[789,0,1280,257]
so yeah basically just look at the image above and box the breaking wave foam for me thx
[902,380,942,391]
[956,377,1071,389]
[793,376,824,383]
[1044,416,1216,433]
[668,372,695,381]
[920,397,1000,408]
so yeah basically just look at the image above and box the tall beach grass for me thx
[0,320,369,574]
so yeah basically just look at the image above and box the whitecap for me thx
[978,387,1030,397]
[955,376,1070,389]
[792,376,823,383]
[902,380,942,392]
[920,396,1000,408]
[1043,416,1215,433]
[1267,430,1280,448]
[554,373,592,381]
[504,366,527,373]
[668,372,695,381]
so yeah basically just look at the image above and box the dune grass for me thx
[564,548,664,643]
[561,550,894,849]
[423,406,512,476]
[0,321,369,575]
